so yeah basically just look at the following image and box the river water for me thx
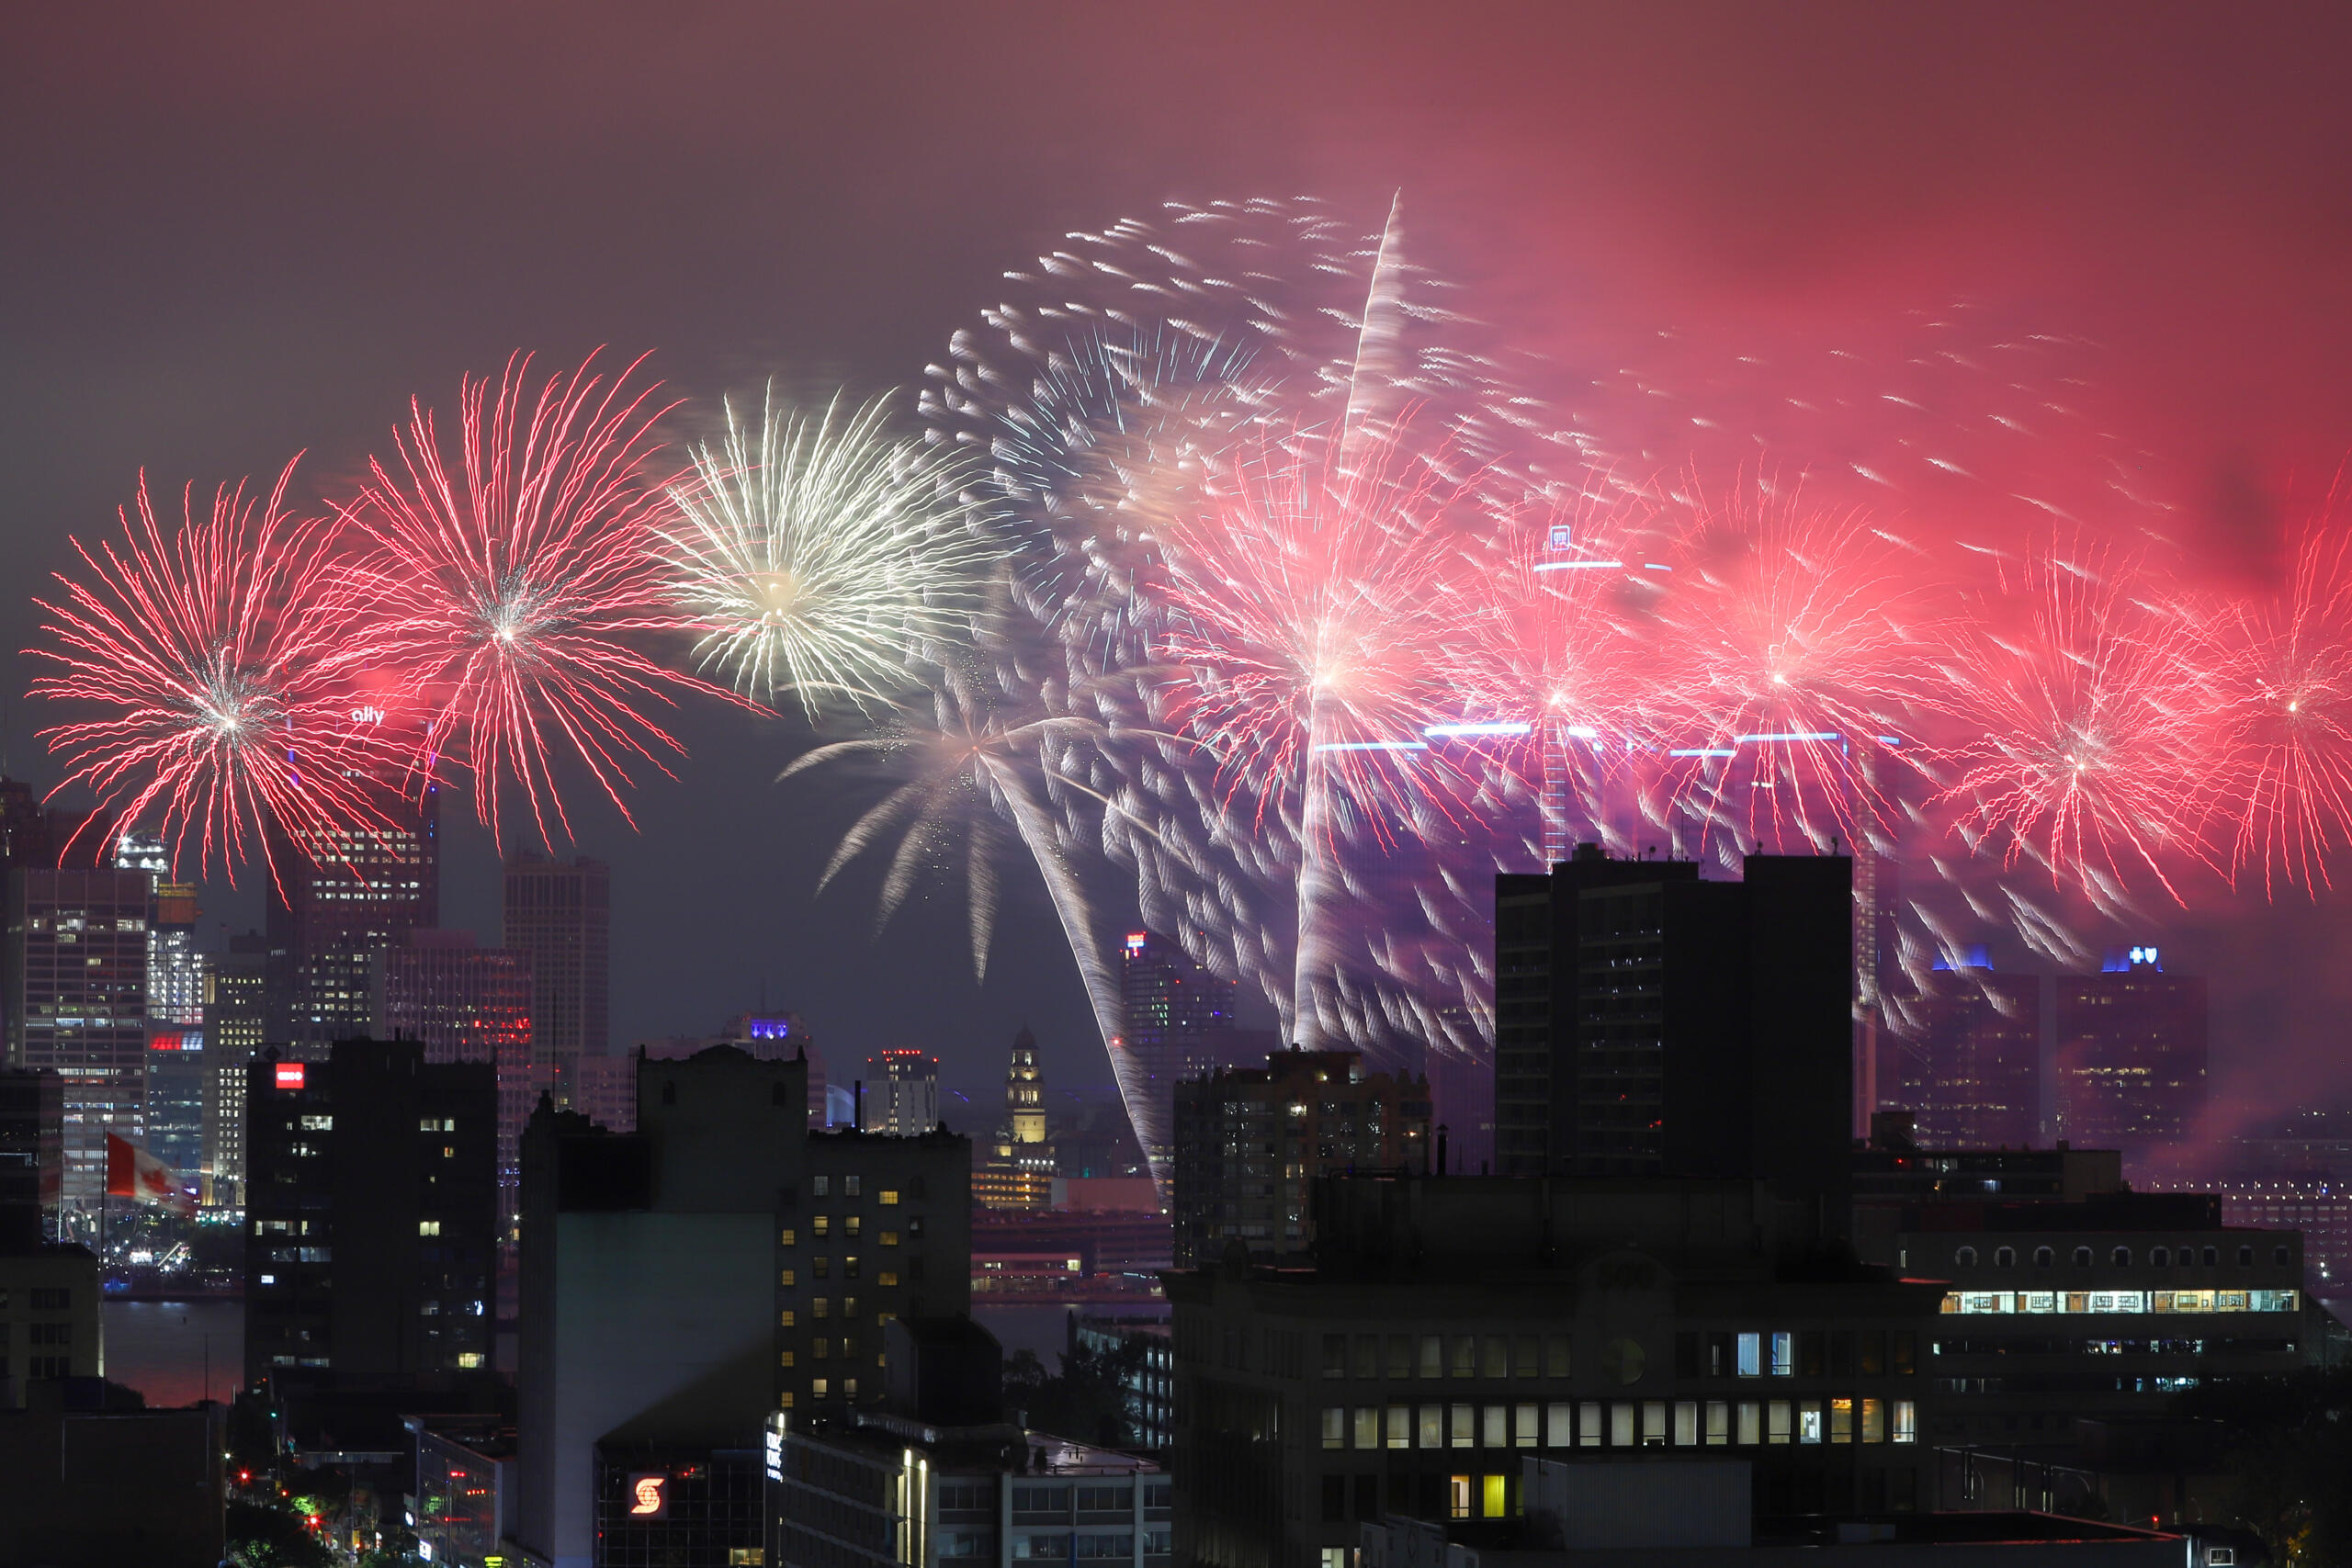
[101,1298,243,1407]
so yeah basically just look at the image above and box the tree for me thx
[2172,1367,2352,1566]
[1003,1337,1152,1449]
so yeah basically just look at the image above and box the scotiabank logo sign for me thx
[627,1473,667,1519]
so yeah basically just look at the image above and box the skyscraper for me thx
[368,929,536,1201]
[501,852,608,1110]
[1119,930,1242,1179]
[266,782,440,1055]
[119,836,208,1180]
[1489,847,1853,1221]
[5,865,154,1217]
[243,1039,498,1391]
[202,931,266,1199]
[1899,960,2041,1149]
[858,1048,939,1136]
[2055,947,2208,1153]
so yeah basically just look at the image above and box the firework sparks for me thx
[342,350,732,848]
[661,387,992,716]
[28,461,397,884]
[2202,498,2352,894]
[1928,540,2211,911]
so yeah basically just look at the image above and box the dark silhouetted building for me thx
[2054,949,2207,1153]
[0,1242,101,1399]
[0,1395,225,1567]
[1171,1048,1429,1265]
[0,1066,62,1249]
[1491,850,1853,1223]
[1899,1191,2304,1455]
[266,782,440,1054]
[242,1038,497,1392]
[1901,961,2041,1150]
[517,1045,805,1568]
[1119,930,1247,1181]
[1167,1173,1943,1568]
[6,865,154,1217]
[860,1047,939,1136]
[369,929,536,1207]
[502,852,608,1111]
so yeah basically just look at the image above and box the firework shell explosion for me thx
[660,385,995,718]
[28,460,406,887]
[338,350,742,850]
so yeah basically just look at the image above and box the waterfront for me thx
[101,1298,242,1407]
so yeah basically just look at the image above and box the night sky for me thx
[8,5,2352,1115]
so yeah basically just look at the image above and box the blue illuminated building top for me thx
[746,1016,793,1041]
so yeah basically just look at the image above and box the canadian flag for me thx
[106,1133,195,1218]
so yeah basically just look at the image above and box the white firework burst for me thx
[662,387,992,716]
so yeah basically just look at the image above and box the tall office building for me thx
[1489,848,1853,1220]
[516,1045,972,1567]
[266,782,440,1055]
[243,1038,497,1391]
[6,865,154,1217]
[501,853,608,1111]
[137,853,208,1180]
[1170,1048,1428,1265]
[0,1066,63,1249]
[1900,960,2041,1149]
[202,931,267,1197]
[1119,930,1244,1179]
[858,1048,939,1136]
[2054,947,2208,1152]
[368,930,536,1199]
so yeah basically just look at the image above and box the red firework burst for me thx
[1144,417,1486,840]
[1928,539,2211,908]
[2201,494,2352,894]
[341,351,734,848]
[28,461,401,885]
[1647,473,1932,855]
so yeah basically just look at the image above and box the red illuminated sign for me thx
[275,1063,306,1090]
[627,1473,668,1518]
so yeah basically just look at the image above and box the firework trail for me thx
[28,461,399,886]
[660,387,993,717]
[341,351,734,849]
[781,590,1191,1183]
[1927,538,2211,915]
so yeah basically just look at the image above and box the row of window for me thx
[784,1216,926,1244]
[1941,1290,2301,1317]
[808,1176,907,1202]
[780,1262,911,1287]
[1323,1333,1570,1380]
[1951,1244,2290,1269]
[1320,1397,1918,1450]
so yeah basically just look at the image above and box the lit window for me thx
[845,1216,862,1238]
[879,1190,899,1206]
[1770,1333,1793,1376]
[779,1392,795,1409]
[780,1269,796,1288]
[779,1229,797,1247]
[843,1297,858,1317]
[843,1175,862,1197]
[812,1215,831,1237]
[456,1352,485,1370]
[779,1310,796,1328]
[814,1298,831,1319]
[419,1221,441,1237]
[878,1271,899,1288]
[1798,1401,1822,1444]
[812,1177,831,1198]
[780,1351,796,1368]
[1828,1397,1853,1444]
[879,1232,899,1248]
[811,1379,828,1398]
[814,1339,831,1359]
[1736,1333,1761,1376]
[1892,1400,1917,1443]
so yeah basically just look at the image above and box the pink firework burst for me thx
[342,351,735,848]
[2201,494,2352,895]
[28,461,400,885]
[1649,472,1933,857]
[1928,539,2212,909]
